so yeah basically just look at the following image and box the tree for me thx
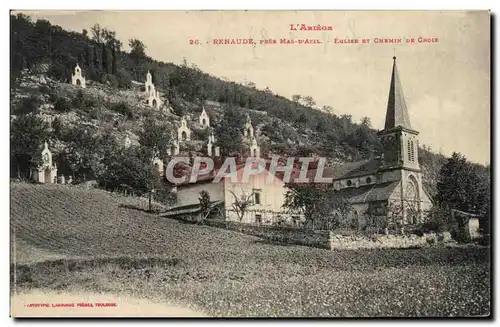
[10,114,50,179]
[322,105,334,114]
[97,146,162,205]
[213,105,245,155]
[199,190,212,221]
[292,94,301,103]
[229,189,255,223]
[283,184,326,229]
[303,96,316,108]
[360,116,372,128]
[138,116,173,158]
[436,152,489,215]
[61,125,99,181]
[329,195,353,229]
[129,38,146,63]
[15,95,41,115]
[90,24,103,43]
[245,81,256,89]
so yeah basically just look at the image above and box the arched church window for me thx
[366,177,372,184]
[405,177,419,224]
[347,180,352,187]
[182,131,187,141]
[202,118,207,126]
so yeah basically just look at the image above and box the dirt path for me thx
[11,290,208,317]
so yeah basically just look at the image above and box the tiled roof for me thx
[159,200,224,217]
[332,181,400,204]
[300,158,383,182]
[175,157,385,186]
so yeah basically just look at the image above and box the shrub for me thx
[83,97,97,110]
[16,95,40,115]
[39,85,51,95]
[116,68,132,89]
[51,117,63,138]
[54,97,71,112]
[169,97,185,116]
[192,127,210,141]
[111,102,134,119]
[71,90,84,108]
[47,62,68,81]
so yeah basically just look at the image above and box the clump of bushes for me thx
[54,97,71,112]
[16,95,41,115]
[111,101,134,119]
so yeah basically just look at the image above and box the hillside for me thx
[9,13,460,198]
[10,182,261,264]
[10,183,490,316]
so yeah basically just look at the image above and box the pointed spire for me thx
[44,141,49,150]
[384,56,412,130]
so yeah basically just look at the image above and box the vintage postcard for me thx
[10,10,491,318]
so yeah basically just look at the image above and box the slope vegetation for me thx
[10,182,490,317]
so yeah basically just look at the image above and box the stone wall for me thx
[167,215,453,250]
[203,219,331,249]
[329,232,453,250]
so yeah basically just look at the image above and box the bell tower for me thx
[377,56,420,172]
[377,56,426,223]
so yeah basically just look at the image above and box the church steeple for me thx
[378,57,420,171]
[384,56,412,131]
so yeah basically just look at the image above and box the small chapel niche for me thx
[199,107,210,128]
[249,137,260,158]
[32,141,58,184]
[243,114,255,138]
[177,117,191,141]
[71,64,86,88]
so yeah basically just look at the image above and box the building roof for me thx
[383,57,413,131]
[300,158,383,182]
[175,156,386,186]
[159,200,224,217]
[332,181,400,204]
[324,158,382,180]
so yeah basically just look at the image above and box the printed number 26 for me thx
[189,39,200,45]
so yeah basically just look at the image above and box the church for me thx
[313,56,433,226]
[163,56,433,227]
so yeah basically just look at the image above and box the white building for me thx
[71,64,86,88]
[161,163,299,225]
[177,117,191,142]
[199,107,210,128]
[32,142,58,184]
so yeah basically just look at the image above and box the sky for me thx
[14,10,491,165]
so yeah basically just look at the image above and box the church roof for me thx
[301,158,383,182]
[323,158,382,180]
[332,181,400,204]
[384,57,412,131]
[159,200,224,217]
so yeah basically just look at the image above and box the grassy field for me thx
[10,182,491,317]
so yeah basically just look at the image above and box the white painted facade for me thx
[175,166,293,225]
[71,64,86,88]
